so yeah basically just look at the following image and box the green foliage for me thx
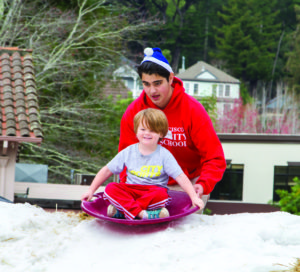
[19,95,133,183]
[4,0,300,183]
[275,177,300,215]
[117,0,225,71]
[203,208,212,215]
[197,95,218,127]
[285,4,300,97]
[112,0,300,100]
[162,49,172,64]
[240,82,253,105]
[214,0,281,92]
[2,0,153,184]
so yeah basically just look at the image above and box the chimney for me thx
[178,56,186,73]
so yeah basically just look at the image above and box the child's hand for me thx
[191,197,205,210]
[81,190,94,202]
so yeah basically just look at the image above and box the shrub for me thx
[276,177,300,215]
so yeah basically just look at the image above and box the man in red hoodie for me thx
[119,47,226,207]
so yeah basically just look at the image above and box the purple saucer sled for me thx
[81,190,199,225]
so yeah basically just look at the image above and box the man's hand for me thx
[193,183,204,198]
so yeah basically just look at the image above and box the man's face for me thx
[141,73,174,109]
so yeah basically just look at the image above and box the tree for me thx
[216,98,261,133]
[169,0,224,69]
[214,0,281,96]
[20,95,134,182]
[286,5,300,96]
[197,95,218,128]
[283,4,300,134]
[115,0,226,72]
[0,0,154,183]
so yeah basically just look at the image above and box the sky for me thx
[0,202,299,272]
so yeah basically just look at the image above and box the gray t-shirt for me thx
[107,143,183,190]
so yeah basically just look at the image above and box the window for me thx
[218,85,223,97]
[184,83,190,93]
[225,85,230,97]
[137,79,143,90]
[273,165,300,201]
[212,85,217,96]
[194,83,198,95]
[210,164,244,201]
[224,103,231,114]
[124,78,134,89]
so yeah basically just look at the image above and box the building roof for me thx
[0,47,43,143]
[113,64,139,79]
[218,133,300,143]
[177,61,240,84]
[266,95,293,111]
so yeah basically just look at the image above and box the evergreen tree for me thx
[284,4,300,134]
[115,0,226,72]
[286,5,300,96]
[214,0,281,95]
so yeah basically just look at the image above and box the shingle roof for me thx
[0,47,43,143]
[177,61,240,84]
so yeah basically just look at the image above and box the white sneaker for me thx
[107,204,125,219]
[107,204,117,217]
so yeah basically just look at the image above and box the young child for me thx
[81,108,204,220]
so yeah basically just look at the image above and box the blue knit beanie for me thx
[141,47,173,73]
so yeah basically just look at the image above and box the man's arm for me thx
[118,111,138,182]
[191,107,227,195]
[118,112,137,152]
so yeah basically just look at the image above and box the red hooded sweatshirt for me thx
[119,77,226,195]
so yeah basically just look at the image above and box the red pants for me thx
[104,183,169,220]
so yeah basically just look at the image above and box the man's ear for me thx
[169,72,174,84]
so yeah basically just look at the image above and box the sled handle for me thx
[93,192,103,199]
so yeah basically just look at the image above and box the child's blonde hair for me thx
[134,108,169,139]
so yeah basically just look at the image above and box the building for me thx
[206,134,300,214]
[176,60,240,117]
[112,64,142,98]
[0,47,43,201]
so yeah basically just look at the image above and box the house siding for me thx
[219,134,300,204]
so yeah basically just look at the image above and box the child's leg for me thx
[104,183,144,220]
[135,185,170,219]
[135,185,169,211]
[104,183,169,220]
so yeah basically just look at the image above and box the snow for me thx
[0,202,299,272]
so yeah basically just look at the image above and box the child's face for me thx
[136,121,162,147]
[141,73,174,109]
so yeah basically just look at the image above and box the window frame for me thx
[218,84,224,97]
[225,85,230,97]
[184,82,190,93]
[212,84,217,96]
[194,83,199,95]
[210,163,244,201]
[273,165,300,201]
